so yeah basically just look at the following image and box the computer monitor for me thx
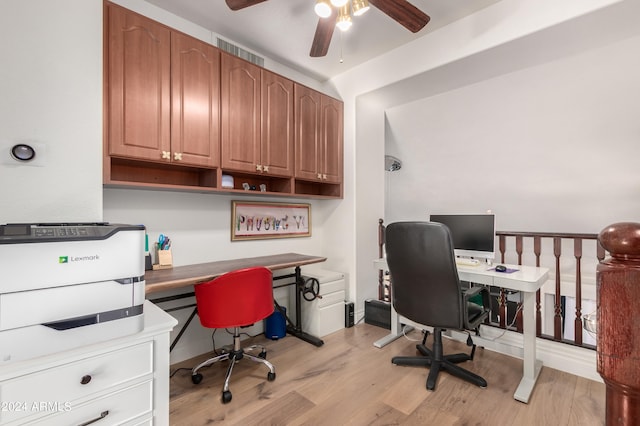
[429,213,496,260]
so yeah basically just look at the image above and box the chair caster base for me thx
[222,390,232,404]
[191,373,203,385]
[268,372,276,381]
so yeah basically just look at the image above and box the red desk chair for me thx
[191,267,276,404]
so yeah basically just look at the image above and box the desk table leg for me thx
[283,266,324,347]
[373,290,413,348]
[514,290,543,403]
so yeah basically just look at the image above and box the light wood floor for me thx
[169,323,605,425]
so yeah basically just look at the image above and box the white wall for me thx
[0,0,103,223]
[384,33,640,233]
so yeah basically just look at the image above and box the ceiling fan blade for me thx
[225,0,268,11]
[309,12,337,58]
[369,0,430,33]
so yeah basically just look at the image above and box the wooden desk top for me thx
[145,252,327,295]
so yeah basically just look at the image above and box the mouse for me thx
[495,265,507,272]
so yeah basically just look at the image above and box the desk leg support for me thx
[283,266,324,347]
[514,290,543,403]
[373,292,413,348]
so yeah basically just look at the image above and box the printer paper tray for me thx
[0,280,144,331]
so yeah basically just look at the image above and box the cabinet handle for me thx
[317,173,322,179]
[80,374,92,385]
[263,165,269,173]
[256,164,263,172]
[78,410,109,426]
[161,151,170,160]
[322,174,327,180]
[173,152,182,161]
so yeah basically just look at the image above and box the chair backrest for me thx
[385,221,464,329]
[194,266,274,329]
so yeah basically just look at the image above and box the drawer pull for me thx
[80,374,92,385]
[78,410,109,426]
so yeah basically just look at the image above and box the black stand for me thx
[273,266,324,347]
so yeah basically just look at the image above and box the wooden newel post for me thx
[597,222,640,425]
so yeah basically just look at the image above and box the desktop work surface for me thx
[374,258,549,404]
[145,253,327,294]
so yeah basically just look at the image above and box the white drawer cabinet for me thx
[0,302,176,426]
[301,269,346,338]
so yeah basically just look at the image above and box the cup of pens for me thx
[154,233,173,270]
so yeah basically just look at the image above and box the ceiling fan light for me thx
[330,0,348,7]
[314,0,332,18]
[352,0,370,16]
[336,5,352,31]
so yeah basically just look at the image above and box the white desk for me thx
[373,258,549,404]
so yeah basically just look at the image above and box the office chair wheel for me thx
[259,350,267,359]
[222,390,232,404]
[267,372,276,381]
[191,373,203,385]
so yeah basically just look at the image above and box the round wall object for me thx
[11,144,36,162]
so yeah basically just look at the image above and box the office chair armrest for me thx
[462,285,491,309]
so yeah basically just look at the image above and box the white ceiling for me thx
[144,0,500,81]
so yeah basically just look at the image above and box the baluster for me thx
[553,237,562,340]
[515,235,523,265]
[574,238,583,346]
[499,288,507,329]
[498,235,508,329]
[515,236,524,332]
[534,236,542,337]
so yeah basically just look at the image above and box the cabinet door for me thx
[220,53,261,173]
[294,84,322,181]
[320,95,343,184]
[171,33,220,168]
[106,5,171,161]
[261,71,294,177]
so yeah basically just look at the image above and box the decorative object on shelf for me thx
[231,201,311,240]
[221,174,234,188]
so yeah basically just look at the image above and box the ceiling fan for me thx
[225,0,430,58]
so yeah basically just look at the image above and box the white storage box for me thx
[301,269,345,338]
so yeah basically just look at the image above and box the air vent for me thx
[217,38,264,67]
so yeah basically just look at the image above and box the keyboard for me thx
[455,258,481,267]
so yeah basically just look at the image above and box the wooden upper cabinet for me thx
[106,4,220,168]
[294,84,321,181]
[261,71,294,177]
[220,53,294,177]
[171,32,220,168]
[104,4,342,197]
[106,4,171,161]
[295,84,343,184]
[220,53,261,173]
[320,95,343,184]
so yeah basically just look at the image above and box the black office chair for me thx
[385,221,491,391]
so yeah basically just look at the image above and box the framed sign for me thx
[231,201,311,241]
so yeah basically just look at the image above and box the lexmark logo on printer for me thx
[59,255,100,263]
